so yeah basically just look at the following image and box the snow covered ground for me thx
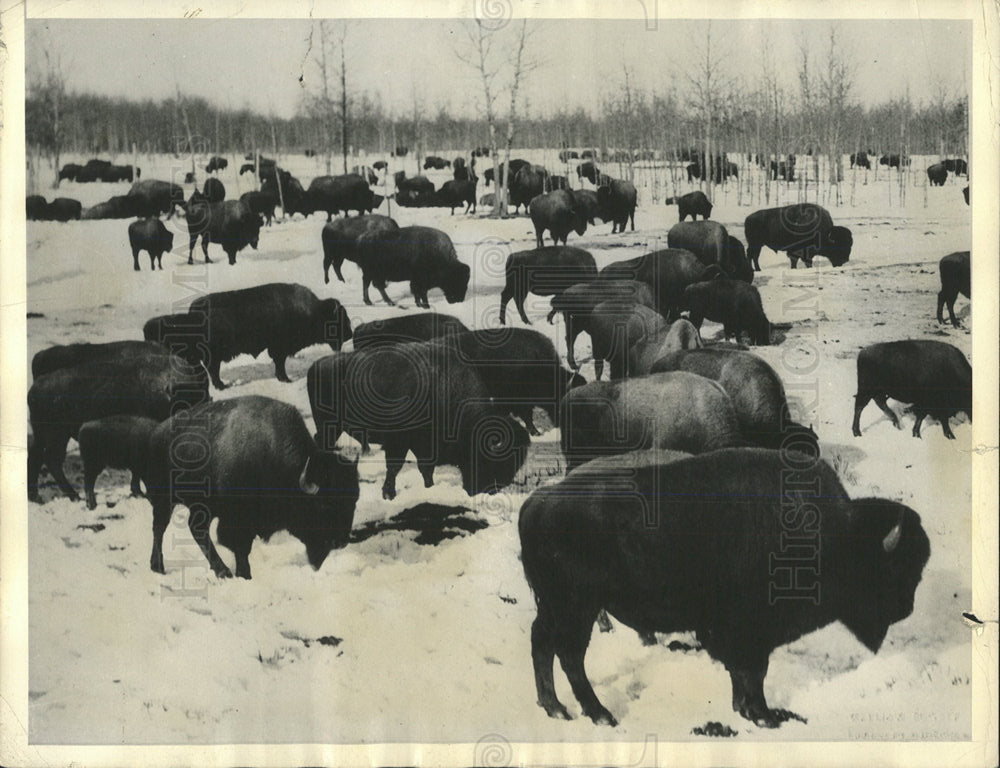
[25,154,973,743]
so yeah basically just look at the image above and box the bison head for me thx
[838,499,930,653]
[821,226,853,266]
[443,262,472,304]
[459,415,530,495]
[295,451,360,567]
[318,299,353,351]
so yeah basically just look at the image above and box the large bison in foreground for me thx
[145,396,359,579]
[852,340,972,439]
[308,342,530,500]
[744,203,852,270]
[519,448,930,727]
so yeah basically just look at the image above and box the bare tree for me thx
[457,19,538,218]
[26,45,68,189]
[307,21,352,174]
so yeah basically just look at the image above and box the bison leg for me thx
[362,276,374,305]
[207,356,227,390]
[515,292,532,325]
[747,244,762,272]
[498,287,512,325]
[939,413,957,440]
[947,295,960,327]
[187,234,198,265]
[201,237,212,264]
[270,349,291,383]
[596,609,613,633]
[83,461,102,510]
[187,505,232,578]
[851,393,870,437]
[44,439,79,501]
[129,471,144,497]
[375,281,395,306]
[534,227,545,249]
[226,248,237,266]
[936,291,948,324]
[382,442,408,500]
[556,611,617,726]
[132,248,142,271]
[149,496,172,574]
[27,439,45,502]
[912,408,927,439]
[873,394,900,429]
[531,611,572,721]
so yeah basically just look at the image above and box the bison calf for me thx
[519,448,930,727]
[78,415,159,510]
[853,340,972,439]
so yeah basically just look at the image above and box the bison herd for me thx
[25,144,974,732]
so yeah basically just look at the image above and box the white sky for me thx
[26,18,970,119]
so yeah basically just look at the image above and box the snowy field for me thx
[26,153,973,743]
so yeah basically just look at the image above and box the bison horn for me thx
[882,514,903,553]
[299,457,320,495]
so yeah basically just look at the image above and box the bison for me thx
[205,155,228,173]
[145,396,359,579]
[202,177,226,202]
[626,318,703,377]
[82,195,140,220]
[651,348,818,454]
[499,246,598,325]
[307,343,530,500]
[434,179,477,215]
[596,179,637,234]
[25,195,48,220]
[685,278,771,346]
[44,198,83,222]
[598,248,720,319]
[943,158,968,176]
[31,340,167,380]
[937,251,970,328]
[433,328,585,435]
[423,156,451,170]
[584,301,668,380]
[926,163,948,187]
[127,179,186,219]
[146,283,352,388]
[128,218,174,271]
[667,221,753,282]
[77,415,159,510]
[664,190,712,222]
[519,447,930,727]
[307,174,376,220]
[321,214,400,283]
[744,203,852,270]
[353,226,470,308]
[558,372,741,470]
[529,189,588,248]
[185,192,262,265]
[510,165,550,213]
[239,191,277,226]
[27,350,208,503]
[483,159,530,187]
[352,312,470,351]
[852,340,972,439]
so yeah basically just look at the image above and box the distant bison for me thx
[668,220,753,282]
[147,283,352,388]
[943,158,968,176]
[202,177,226,202]
[82,195,140,220]
[519,448,930,726]
[423,156,451,170]
[78,415,159,510]
[651,348,818,454]
[353,226,470,308]
[499,245,598,325]
[28,350,207,502]
[145,396,359,578]
[926,163,948,186]
[937,251,970,327]
[307,174,376,220]
[597,179,637,234]
[40,198,83,222]
[511,164,550,213]
[434,328,585,435]
[853,340,972,439]
[685,278,771,346]
[352,312,470,350]
[128,218,174,271]
[962,185,969,205]
[321,214,400,283]
[205,156,228,173]
[127,179,186,219]
[879,153,910,169]
[483,159,530,187]
[665,190,712,222]
[599,248,720,319]
[744,203,852,270]
[58,163,83,182]
[185,191,262,265]
[529,189,588,248]
[850,151,871,169]
[308,343,529,499]
[434,179,477,215]
[25,195,48,220]
[558,372,741,470]
[239,190,277,226]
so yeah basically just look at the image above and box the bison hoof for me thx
[541,701,573,721]
[150,560,166,575]
[746,706,806,728]
[86,500,97,511]
[586,707,618,727]
[215,566,234,579]
[382,487,396,501]
[852,427,862,437]
[639,631,658,646]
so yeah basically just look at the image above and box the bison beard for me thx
[519,448,930,728]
